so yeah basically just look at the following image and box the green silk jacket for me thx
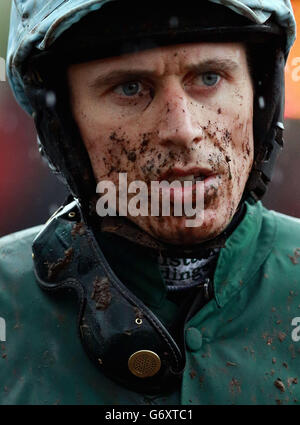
[1,201,300,405]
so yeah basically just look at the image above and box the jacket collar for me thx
[97,201,276,311]
[213,200,276,308]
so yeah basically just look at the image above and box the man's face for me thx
[68,42,254,245]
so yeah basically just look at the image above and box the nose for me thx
[156,86,203,148]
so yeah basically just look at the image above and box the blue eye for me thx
[116,81,141,96]
[202,73,220,87]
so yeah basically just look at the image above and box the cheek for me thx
[74,103,142,180]
[221,90,254,170]
[228,117,254,204]
[233,115,254,170]
[210,107,253,213]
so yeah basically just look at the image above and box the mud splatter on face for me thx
[69,42,254,244]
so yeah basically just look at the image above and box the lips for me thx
[156,167,218,204]
[159,167,214,184]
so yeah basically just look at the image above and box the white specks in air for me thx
[169,16,179,29]
[258,96,266,109]
[49,203,59,215]
[45,91,56,108]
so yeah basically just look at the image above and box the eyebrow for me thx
[88,58,240,89]
[188,59,239,74]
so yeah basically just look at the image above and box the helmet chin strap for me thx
[97,200,246,259]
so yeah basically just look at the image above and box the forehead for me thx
[70,42,247,77]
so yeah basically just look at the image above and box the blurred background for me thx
[0,0,299,237]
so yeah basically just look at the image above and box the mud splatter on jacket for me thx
[1,200,300,405]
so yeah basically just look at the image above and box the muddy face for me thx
[68,42,254,245]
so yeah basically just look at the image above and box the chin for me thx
[130,210,230,246]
